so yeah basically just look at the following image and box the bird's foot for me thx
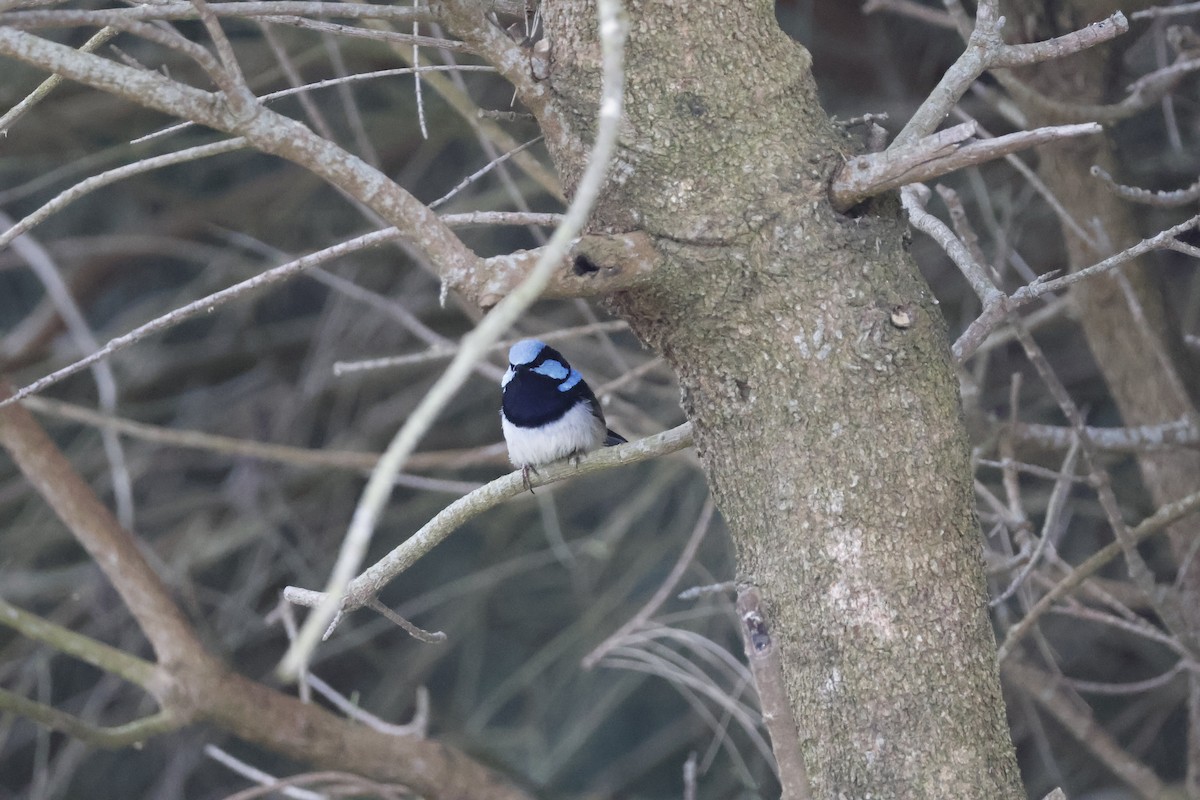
[521,463,540,493]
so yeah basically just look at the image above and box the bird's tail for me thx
[604,429,627,446]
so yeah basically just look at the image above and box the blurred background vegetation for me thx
[1,0,1199,798]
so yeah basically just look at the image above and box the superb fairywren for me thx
[501,339,626,484]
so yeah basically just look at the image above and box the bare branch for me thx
[900,184,1003,304]
[1091,165,1200,208]
[834,118,1101,211]
[0,596,156,688]
[0,689,178,749]
[0,25,116,133]
[189,0,257,119]
[440,210,563,227]
[0,387,205,671]
[953,214,1200,361]
[991,15,1129,68]
[0,26,482,301]
[861,0,955,29]
[281,422,695,626]
[0,139,248,254]
[0,2,437,27]
[1132,2,1200,19]
[737,587,813,800]
[893,4,1126,146]
[1005,417,1200,453]
[277,0,631,681]
[977,23,1200,126]
[582,497,716,669]
[302,678,429,738]
[0,229,402,408]
[1003,654,1166,798]
[366,598,446,644]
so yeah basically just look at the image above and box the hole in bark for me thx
[573,255,600,275]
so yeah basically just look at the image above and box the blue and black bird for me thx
[501,339,626,482]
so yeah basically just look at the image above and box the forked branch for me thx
[830,0,1126,209]
[831,121,1100,211]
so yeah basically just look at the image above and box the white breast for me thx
[502,401,606,467]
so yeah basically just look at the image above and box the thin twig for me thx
[276,0,629,681]
[0,690,177,749]
[996,491,1200,661]
[281,423,694,628]
[1091,165,1200,208]
[0,1,437,25]
[582,497,716,668]
[413,0,427,139]
[304,674,429,737]
[332,320,627,375]
[893,1,1126,146]
[0,229,403,408]
[189,0,258,120]
[954,214,1200,361]
[428,136,543,210]
[736,587,813,800]
[0,139,249,254]
[901,184,1003,304]
[0,596,156,688]
[366,598,446,644]
[0,26,117,134]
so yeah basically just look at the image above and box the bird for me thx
[501,339,626,487]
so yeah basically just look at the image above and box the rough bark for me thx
[540,1,1023,796]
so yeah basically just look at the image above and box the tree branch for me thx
[275,0,630,682]
[0,26,482,296]
[0,690,179,749]
[0,2,437,26]
[737,587,813,800]
[0,397,534,800]
[282,422,694,628]
[1004,417,1200,453]
[894,2,1126,147]
[832,121,1101,211]
[0,228,403,408]
[467,231,665,308]
[0,596,157,688]
[996,489,1200,662]
[954,213,1200,361]
[0,386,206,672]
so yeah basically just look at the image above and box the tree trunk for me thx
[542,1,1023,796]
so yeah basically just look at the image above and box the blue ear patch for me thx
[533,359,569,380]
[558,369,583,392]
[508,339,545,366]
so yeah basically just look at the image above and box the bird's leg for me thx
[521,463,539,493]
